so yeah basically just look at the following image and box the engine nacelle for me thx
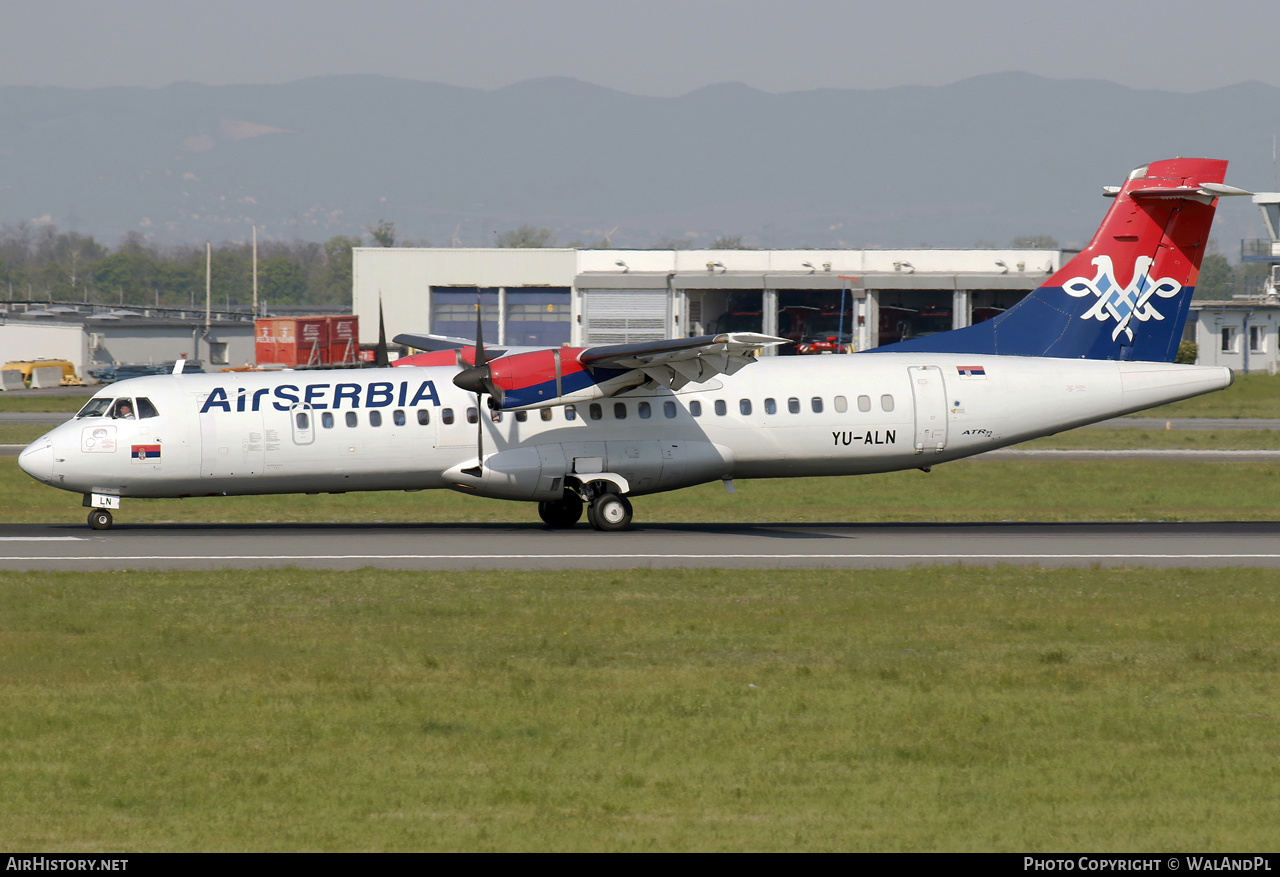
[443,444,570,501]
[461,348,644,410]
[443,440,734,501]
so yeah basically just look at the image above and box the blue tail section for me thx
[874,158,1230,362]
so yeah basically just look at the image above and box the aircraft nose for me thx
[18,438,54,483]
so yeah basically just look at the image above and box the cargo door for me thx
[908,365,948,454]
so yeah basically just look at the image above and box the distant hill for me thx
[0,72,1275,251]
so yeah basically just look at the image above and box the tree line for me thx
[0,223,361,309]
[0,220,1269,309]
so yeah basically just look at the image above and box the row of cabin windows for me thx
[685,394,894,418]
[294,393,899,431]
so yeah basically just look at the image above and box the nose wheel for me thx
[87,508,114,531]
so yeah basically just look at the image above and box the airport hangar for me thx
[351,247,1063,354]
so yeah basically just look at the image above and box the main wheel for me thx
[87,508,113,530]
[588,493,632,532]
[538,496,584,528]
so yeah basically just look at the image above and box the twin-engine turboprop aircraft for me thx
[19,158,1248,531]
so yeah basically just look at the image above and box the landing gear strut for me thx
[87,508,113,530]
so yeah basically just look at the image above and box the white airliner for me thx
[19,158,1248,531]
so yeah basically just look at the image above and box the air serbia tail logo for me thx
[1063,255,1183,343]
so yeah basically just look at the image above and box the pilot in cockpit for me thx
[112,400,134,419]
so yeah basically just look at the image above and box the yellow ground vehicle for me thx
[2,359,83,387]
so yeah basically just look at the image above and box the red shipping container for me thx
[255,317,330,367]
[326,315,359,365]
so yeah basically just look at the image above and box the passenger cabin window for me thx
[857,395,871,412]
[614,402,627,420]
[296,411,309,430]
[515,410,528,422]
[77,398,114,418]
[370,410,382,427]
[811,397,824,414]
[418,409,431,425]
[346,411,358,427]
[638,402,651,419]
[565,406,577,421]
[540,409,553,422]
[321,412,335,429]
[664,401,677,418]
[714,400,727,416]
[690,401,702,417]
[764,398,777,415]
[834,396,847,413]
[881,395,895,412]
[589,403,603,421]
[442,408,455,425]
[393,409,406,426]
[466,407,478,424]
[739,399,752,416]
[788,398,800,414]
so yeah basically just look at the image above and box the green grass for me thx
[1016,428,1280,450]
[1136,371,1280,419]
[0,393,91,413]
[1,567,1277,851]
[5,456,1280,525]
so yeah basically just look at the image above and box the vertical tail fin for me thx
[879,158,1243,362]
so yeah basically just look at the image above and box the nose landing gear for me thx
[87,508,113,530]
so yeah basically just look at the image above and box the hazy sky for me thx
[7,0,1280,95]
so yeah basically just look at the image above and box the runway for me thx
[2,520,1280,570]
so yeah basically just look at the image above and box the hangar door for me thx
[581,289,668,345]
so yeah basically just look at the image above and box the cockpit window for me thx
[136,397,159,419]
[76,398,114,418]
[111,399,136,419]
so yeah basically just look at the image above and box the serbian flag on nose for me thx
[131,444,161,463]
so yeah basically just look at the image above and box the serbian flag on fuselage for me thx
[131,444,161,463]
[956,365,987,379]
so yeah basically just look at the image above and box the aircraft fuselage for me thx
[18,354,1233,504]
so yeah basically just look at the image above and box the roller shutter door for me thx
[582,289,668,344]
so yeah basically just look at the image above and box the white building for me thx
[1190,192,1280,374]
[352,247,1061,354]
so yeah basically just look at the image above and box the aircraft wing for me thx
[579,333,789,391]
[393,333,511,359]
[455,332,787,409]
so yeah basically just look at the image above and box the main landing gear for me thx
[539,483,634,532]
[87,508,113,530]
[586,493,632,532]
[538,495,584,529]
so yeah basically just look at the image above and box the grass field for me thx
[1,567,1277,851]
[5,456,1280,525]
[1137,372,1280,419]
